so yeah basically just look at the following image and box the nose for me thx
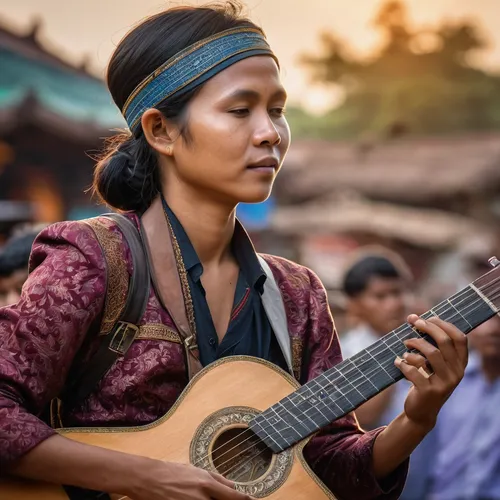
[253,114,281,147]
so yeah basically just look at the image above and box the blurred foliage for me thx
[294,0,500,139]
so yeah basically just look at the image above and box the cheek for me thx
[188,115,249,164]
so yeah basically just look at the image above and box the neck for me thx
[482,357,500,382]
[161,183,236,265]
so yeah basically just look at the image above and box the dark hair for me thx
[342,254,409,298]
[0,231,39,277]
[93,2,261,213]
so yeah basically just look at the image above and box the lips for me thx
[247,157,279,169]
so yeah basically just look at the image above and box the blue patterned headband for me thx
[122,27,278,134]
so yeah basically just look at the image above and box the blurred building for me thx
[0,17,123,236]
[267,133,500,303]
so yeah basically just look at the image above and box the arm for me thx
[372,315,468,479]
[0,221,106,468]
[1,222,250,500]
[301,269,408,500]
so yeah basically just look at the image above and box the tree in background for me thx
[294,0,500,139]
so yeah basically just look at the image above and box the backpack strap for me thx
[61,213,150,408]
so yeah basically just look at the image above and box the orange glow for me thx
[2,0,499,113]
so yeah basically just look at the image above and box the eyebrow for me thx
[223,88,288,102]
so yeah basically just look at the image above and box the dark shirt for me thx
[162,200,288,371]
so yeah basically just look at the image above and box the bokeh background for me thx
[1,0,500,326]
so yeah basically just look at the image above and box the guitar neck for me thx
[250,274,499,453]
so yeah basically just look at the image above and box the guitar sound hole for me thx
[211,427,273,483]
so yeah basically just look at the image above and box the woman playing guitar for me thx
[0,2,468,499]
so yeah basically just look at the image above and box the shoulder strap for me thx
[140,197,204,380]
[257,255,293,375]
[63,213,150,407]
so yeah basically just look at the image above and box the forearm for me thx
[9,434,148,496]
[372,412,433,479]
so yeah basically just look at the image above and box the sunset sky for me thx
[2,0,500,113]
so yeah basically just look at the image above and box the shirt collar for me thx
[162,198,266,292]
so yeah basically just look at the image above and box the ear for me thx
[140,108,179,157]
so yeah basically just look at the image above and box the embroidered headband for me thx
[122,27,278,134]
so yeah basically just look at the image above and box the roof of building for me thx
[0,17,124,141]
[270,194,493,250]
[278,133,500,204]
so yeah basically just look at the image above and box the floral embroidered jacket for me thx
[0,215,408,499]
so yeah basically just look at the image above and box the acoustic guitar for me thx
[2,260,500,499]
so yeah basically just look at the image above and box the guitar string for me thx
[190,281,500,471]
[114,278,500,494]
[194,280,500,471]
[193,278,500,467]
[114,278,500,500]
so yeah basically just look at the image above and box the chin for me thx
[236,187,273,204]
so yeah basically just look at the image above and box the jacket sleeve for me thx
[302,269,408,500]
[0,221,106,469]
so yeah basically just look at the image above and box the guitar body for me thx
[0,357,335,499]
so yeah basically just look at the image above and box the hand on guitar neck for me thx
[372,313,468,479]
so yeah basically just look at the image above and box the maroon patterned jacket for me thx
[0,213,407,499]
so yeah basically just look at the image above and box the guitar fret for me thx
[276,401,314,436]
[286,392,321,431]
[301,381,337,422]
[348,359,379,390]
[446,299,473,329]
[324,369,365,407]
[364,349,395,383]
[250,282,499,454]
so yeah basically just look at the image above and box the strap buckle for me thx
[109,321,140,355]
[184,334,198,351]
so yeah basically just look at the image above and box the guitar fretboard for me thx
[249,283,496,453]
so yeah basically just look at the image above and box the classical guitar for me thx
[2,260,500,500]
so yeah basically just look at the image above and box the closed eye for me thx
[229,108,250,117]
[271,107,286,117]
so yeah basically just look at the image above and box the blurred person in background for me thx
[0,227,41,307]
[372,247,500,500]
[340,249,413,430]
[395,314,500,500]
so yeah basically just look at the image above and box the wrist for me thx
[402,413,436,436]
[121,455,160,497]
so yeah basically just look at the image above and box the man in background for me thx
[395,248,500,499]
[0,227,41,307]
[340,249,413,429]
[343,247,500,499]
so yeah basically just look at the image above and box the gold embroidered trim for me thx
[137,323,182,343]
[83,219,129,335]
[164,213,198,344]
[291,337,304,382]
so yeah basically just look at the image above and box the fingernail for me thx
[403,352,410,359]
[395,356,406,366]
[415,319,426,327]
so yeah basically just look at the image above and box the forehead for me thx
[363,276,406,295]
[198,56,284,97]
